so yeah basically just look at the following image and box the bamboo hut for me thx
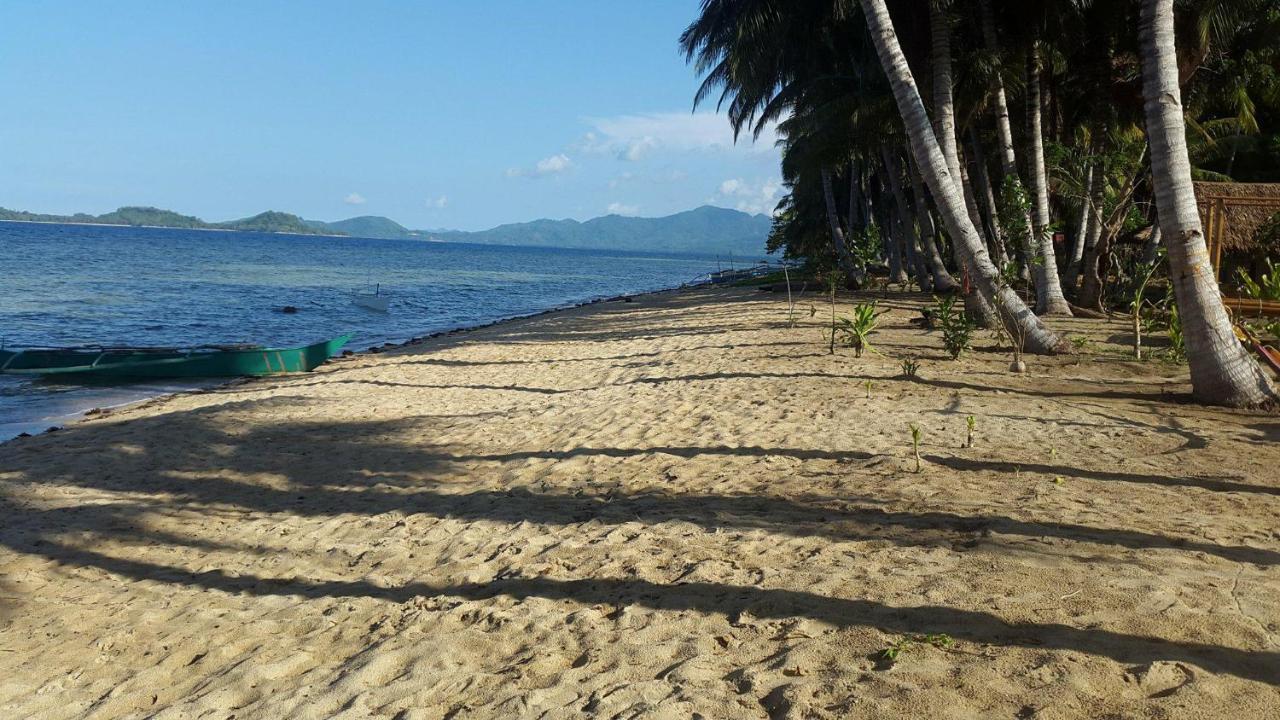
[1195,181,1280,318]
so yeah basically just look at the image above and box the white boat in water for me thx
[352,284,390,312]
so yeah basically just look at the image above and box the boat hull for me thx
[0,335,352,378]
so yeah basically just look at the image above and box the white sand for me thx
[1,286,1277,718]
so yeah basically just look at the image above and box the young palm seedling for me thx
[864,379,873,399]
[965,415,975,448]
[832,301,883,358]
[933,294,975,360]
[909,423,922,472]
[899,356,920,379]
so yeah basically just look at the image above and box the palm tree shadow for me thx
[25,540,1280,687]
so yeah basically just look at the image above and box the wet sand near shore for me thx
[1,286,1277,718]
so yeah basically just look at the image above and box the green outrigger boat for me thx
[0,334,351,379]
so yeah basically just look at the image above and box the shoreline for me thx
[0,284,693,444]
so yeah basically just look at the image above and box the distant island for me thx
[0,204,772,256]
[0,206,335,236]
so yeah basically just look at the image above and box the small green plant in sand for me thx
[822,270,845,355]
[1166,304,1186,363]
[965,415,976,448]
[1070,336,1090,351]
[881,633,956,665]
[933,294,975,360]
[831,301,882,358]
[909,423,922,472]
[864,379,873,399]
[1128,251,1164,359]
[899,356,920,379]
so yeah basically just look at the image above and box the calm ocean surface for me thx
[0,222,732,439]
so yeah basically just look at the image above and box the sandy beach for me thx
[1,286,1277,718]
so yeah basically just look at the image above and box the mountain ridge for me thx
[0,204,771,256]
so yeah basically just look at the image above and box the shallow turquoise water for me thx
[0,221,729,438]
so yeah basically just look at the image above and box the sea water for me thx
[0,221,732,439]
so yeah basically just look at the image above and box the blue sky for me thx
[0,1,782,230]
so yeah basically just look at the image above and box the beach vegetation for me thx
[899,356,920,379]
[881,633,955,666]
[680,0,1280,406]
[934,295,975,360]
[832,301,882,357]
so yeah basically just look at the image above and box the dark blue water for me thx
[0,221,728,439]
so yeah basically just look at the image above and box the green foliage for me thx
[881,633,955,665]
[1236,258,1280,301]
[965,415,976,448]
[899,355,920,378]
[850,225,882,270]
[996,176,1032,249]
[933,295,975,359]
[1167,304,1186,363]
[864,379,873,399]
[831,301,881,357]
[1251,319,1280,341]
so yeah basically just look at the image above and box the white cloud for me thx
[344,192,366,205]
[506,153,573,178]
[578,112,780,160]
[715,177,783,215]
[608,171,635,189]
[606,202,639,215]
[427,195,448,209]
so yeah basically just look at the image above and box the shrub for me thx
[933,295,975,359]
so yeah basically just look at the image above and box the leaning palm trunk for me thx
[968,127,1009,267]
[1140,0,1275,405]
[859,0,1068,354]
[1025,47,1072,315]
[906,154,959,290]
[1064,162,1093,287]
[821,167,863,284]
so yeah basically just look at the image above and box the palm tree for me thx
[1024,44,1073,315]
[1139,0,1276,405]
[858,0,1068,354]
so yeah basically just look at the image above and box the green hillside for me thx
[427,206,771,256]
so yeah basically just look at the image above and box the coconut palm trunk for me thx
[859,0,1068,354]
[1139,0,1275,405]
[968,126,1009,266]
[848,160,862,232]
[882,147,935,290]
[906,154,958,290]
[979,0,1033,282]
[1025,46,1072,315]
[927,4,995,321]
[1064,162,1093,287]
[821,167,863,284]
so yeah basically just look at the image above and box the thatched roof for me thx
[1194,181,1280,252]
